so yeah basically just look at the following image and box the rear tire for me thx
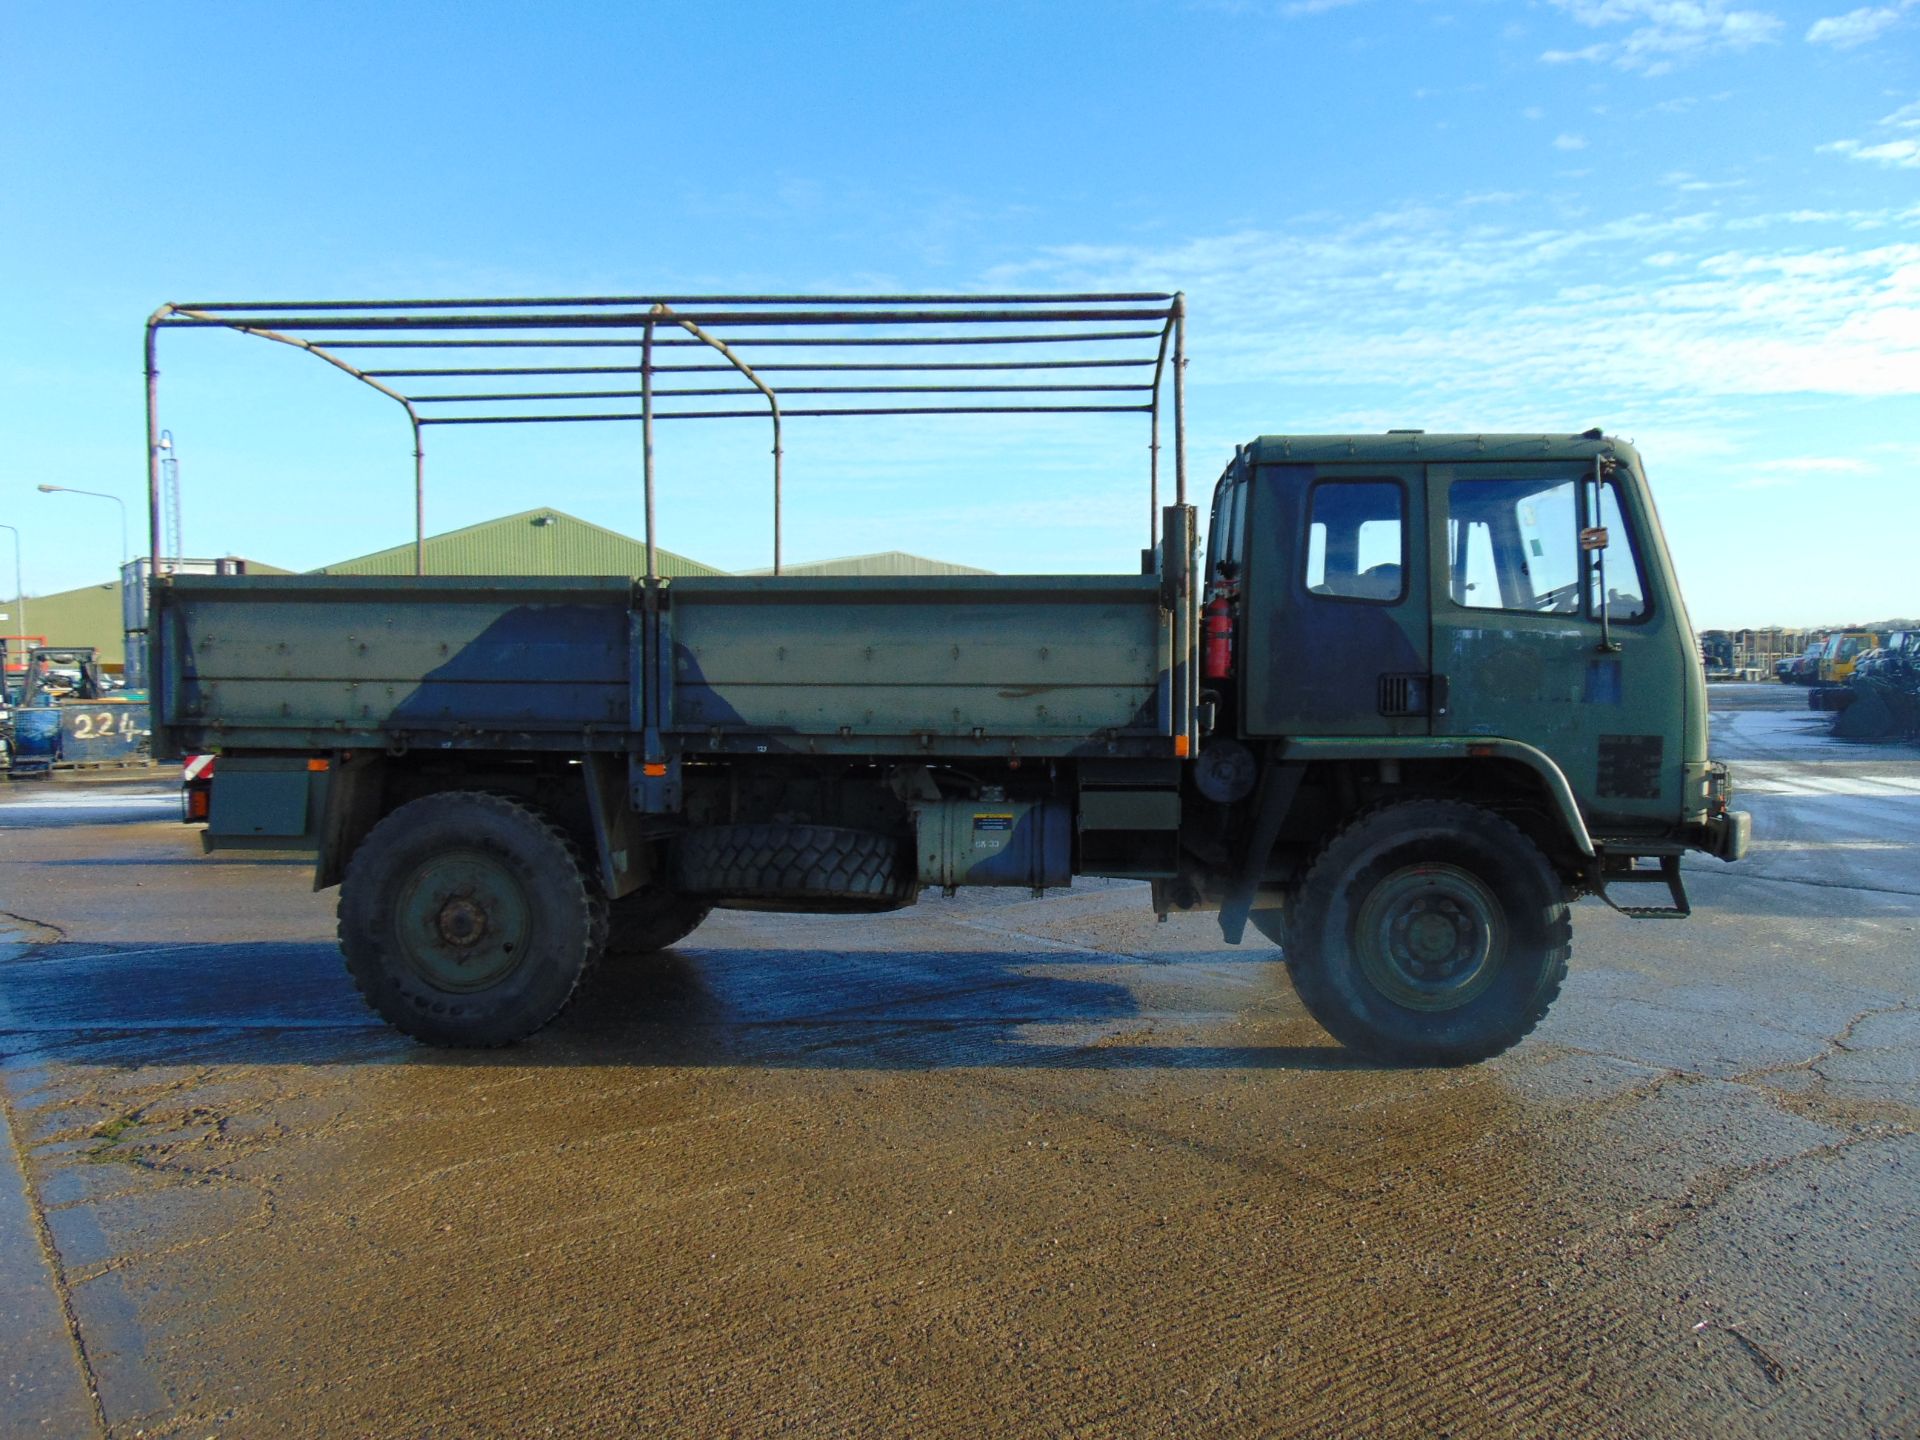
[605,884,711,956]
[338,792,603,1047]
[1281,800,1570,1065]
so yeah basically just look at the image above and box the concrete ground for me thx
[2,683,1915,1438]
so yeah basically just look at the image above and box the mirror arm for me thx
[1592,455,1620,654]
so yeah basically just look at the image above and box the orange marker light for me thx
[1174,734,1191,758]
[643,762,668,777]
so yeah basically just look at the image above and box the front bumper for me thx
[1682,761,1750,862]
[1696,808,1751,862]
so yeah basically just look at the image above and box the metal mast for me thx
[157,430,183,564]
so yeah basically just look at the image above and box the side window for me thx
[1304,480,1405,602]
[1447,477,1581,614]
[1588,481,1648,622]
[1207,467,1249,579]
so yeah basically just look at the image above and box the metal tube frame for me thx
[145,292,1186,579]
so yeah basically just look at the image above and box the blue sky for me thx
[2,0,1915,627]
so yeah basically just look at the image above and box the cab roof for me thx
[1240,432,1640,467]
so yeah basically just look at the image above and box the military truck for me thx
[145,293,1748,1063]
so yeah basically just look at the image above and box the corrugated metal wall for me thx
[3,582,126,664]
[6,562,291,667]
[317,509,724,578]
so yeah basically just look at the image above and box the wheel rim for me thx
[1353,862,1506,1012]
[392,849,534,993]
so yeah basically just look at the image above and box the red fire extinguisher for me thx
[1203,587,1235,680]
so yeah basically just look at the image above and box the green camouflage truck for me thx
[145,293,1749,1063]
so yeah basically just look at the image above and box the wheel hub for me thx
[394,851,534,993]
[436,894,488,948]
[1356,863,1507,1012]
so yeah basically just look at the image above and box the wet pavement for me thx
[1,683,1915,1438]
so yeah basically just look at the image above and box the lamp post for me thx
[0,522,22,641]
[37,484,129,566]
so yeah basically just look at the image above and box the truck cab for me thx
[1206,434,1738,863]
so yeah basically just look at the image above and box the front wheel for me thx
[1281,800,1570,1065]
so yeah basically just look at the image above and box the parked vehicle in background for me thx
[144,292,1749,1066]
[1698,630,1735,680]
[1855,631,1918,682]
[1785,641,1826,684]
[1829,630,1920,740]
[0,649,12,772]
[6,645,151,777]
[1818,631,1879,686]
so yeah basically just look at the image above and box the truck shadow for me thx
[0,939,1381,1073]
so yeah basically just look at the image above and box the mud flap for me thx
[1218,759,1305,944]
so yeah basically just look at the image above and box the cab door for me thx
[1241,462,1431,737]
[1427,460,1673,824]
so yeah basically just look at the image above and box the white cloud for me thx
[1733,456,1875,489]
[1806,5,1911,48]
[984,202,1920,416]
[1542,0,1784,75]
[1662,169,1746,192]
[1822,99,1920,168]
[1282,0,1364,15]
[1554,132,1589,150]
[1190,0,1367,14]
[1765,456,1874,473]
[1824,137,1920,167]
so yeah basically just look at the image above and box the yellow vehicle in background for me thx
[1819,631,1879,685]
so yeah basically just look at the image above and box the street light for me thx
[0,522,23,641]
[37,484,128,566]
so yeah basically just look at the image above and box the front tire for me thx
[1282,800,1570,1065]
[338,792,604,1047]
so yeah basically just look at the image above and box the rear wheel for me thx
[605,884,711,956]
[338,792,604,1047]
[1280,800,1570,1065]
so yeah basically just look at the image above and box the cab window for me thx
[1588,480,1648,622]
[1448,474,1648,622]
[1207,464,1249,579]
[1448,477,1580,613]
[1304,479,1405,602]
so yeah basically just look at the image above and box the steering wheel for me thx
[1534,582,1581,614]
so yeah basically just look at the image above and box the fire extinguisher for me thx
[1203,587,1235,680]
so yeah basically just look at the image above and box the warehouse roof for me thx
[315,508,724,578]
[737,550,993,578]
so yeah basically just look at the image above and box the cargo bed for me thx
[155,571,1179,759]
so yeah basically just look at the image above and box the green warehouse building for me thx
[4,509,983,667]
